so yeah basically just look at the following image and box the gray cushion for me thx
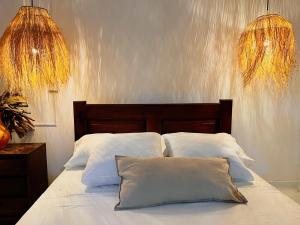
[115,156,247,210]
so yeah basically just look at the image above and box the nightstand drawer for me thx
[0,143,48,224]
[0,217,20,225]
[0,159,26,176]
[0,198,27,216]
[0,177,27,197]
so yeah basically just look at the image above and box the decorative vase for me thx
[0,113,10,149]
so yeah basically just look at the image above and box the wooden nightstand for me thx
[0,143,48,225]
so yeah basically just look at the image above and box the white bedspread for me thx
[17,169,300,225]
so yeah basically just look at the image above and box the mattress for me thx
[17,169,300,225]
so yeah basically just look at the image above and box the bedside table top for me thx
[0,143,45,155]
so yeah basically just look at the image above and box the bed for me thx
[17,100,300,225]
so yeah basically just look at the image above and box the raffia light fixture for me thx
[238,0,296,89]
[0,1,69,91]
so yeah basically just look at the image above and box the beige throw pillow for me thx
[115,156,247,210]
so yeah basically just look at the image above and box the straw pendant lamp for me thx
[0,0,70,91]
[238,0,296,89]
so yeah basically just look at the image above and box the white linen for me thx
[163,132,254,182]
[65,133,166,170]
[163,133,253,163]
[64,133,111,169]
[82,132,164,187]
[17,169,300,225]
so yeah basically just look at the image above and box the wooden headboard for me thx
[73,100,232,141]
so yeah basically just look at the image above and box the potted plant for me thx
[0,91,34,149]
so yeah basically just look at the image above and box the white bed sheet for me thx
[17,169,300,225]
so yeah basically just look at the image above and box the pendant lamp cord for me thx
[266,0,270,12]
[31,0,33,6]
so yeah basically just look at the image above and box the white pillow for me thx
[219,134,254,165]
[162,132,254,182]
[163,132,254,164]
[64,133,111,169]
[65,133,166,170]
[81,132,164,187]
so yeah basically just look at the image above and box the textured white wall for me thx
[0,0,299,183]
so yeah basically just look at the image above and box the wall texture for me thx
[0,0,299,183]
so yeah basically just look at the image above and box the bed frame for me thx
[73,100,232,140]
